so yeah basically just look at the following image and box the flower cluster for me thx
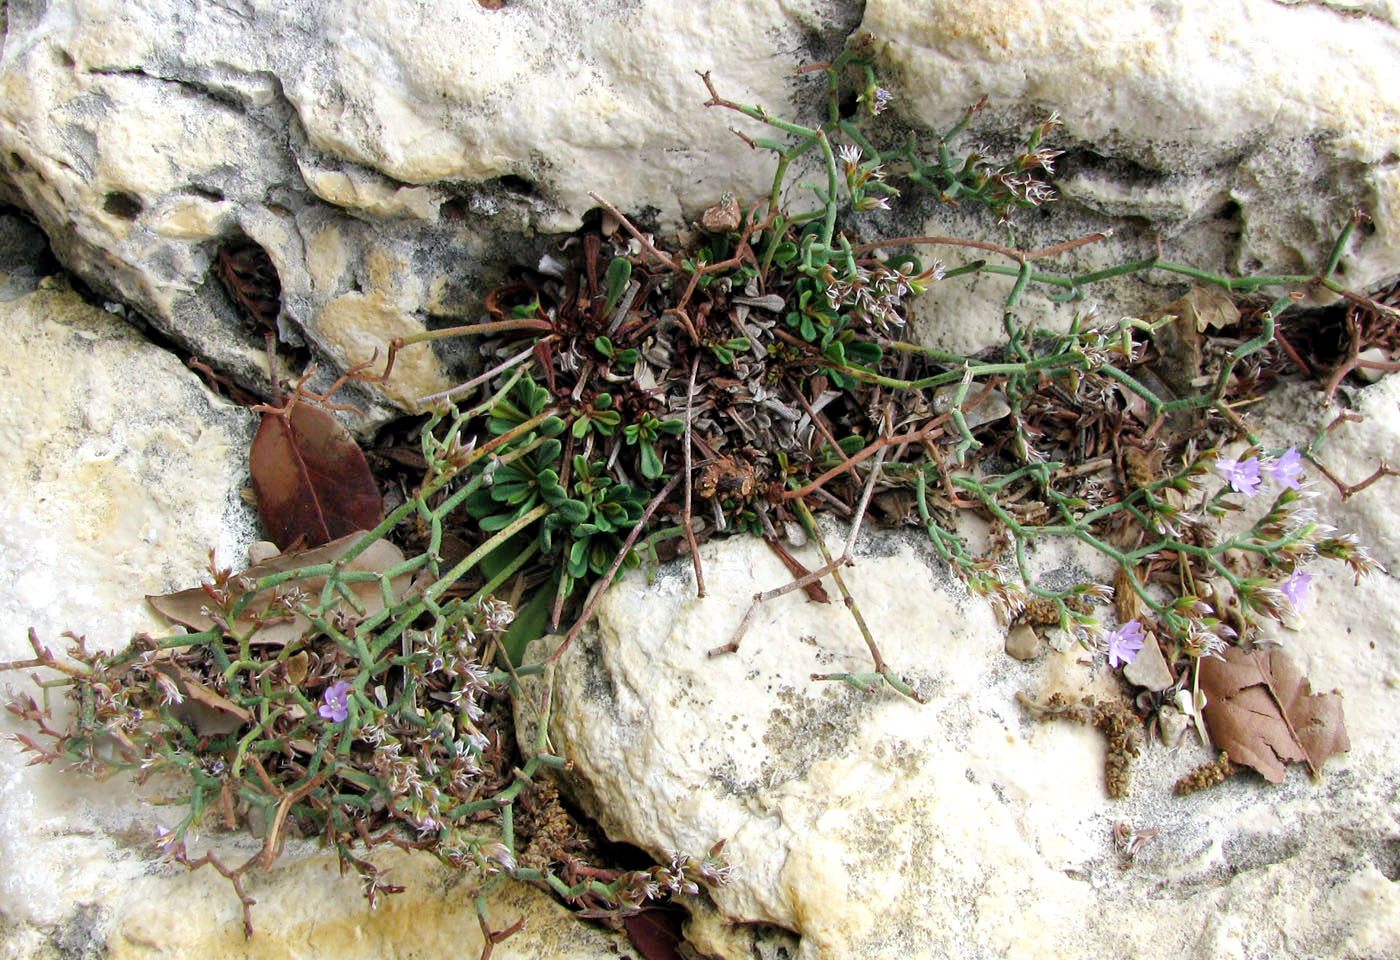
[607,841,734,915]
[1216,446,1304,497]
[822,259,946,333]
[837,144,899,212]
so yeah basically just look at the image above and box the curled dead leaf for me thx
[1198,646,1349,784]
[153,663,252,737]
[250,400,383,551]
[147,533,412,647]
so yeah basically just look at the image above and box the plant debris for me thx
[1197,647,1349,783]
[1174,751,1240,795]
[1016,692,1142,798]
[250,393,383,550]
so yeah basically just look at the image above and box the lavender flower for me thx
[1266,447,1305,490]
[1216,456,1262,497]
[319,681,352,723]
[1105,620,1146,669]
[1282,570,1313,610]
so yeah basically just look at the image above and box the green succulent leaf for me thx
[556,498,590,524]
[640,442,664,479]
[845,340,883,365]
[604,256,632,314]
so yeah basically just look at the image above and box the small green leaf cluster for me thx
[544,455,648,588]
[467,377,572,533]
[781,273,884,389]
[571,391,622,438]
[593,335,639,368]
[622,411,685,479]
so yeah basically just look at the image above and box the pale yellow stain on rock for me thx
[298,161,437,220]
[106,849,622,960]
[150,196,229,240]
[305,224,349,295]
[316,291,451,409]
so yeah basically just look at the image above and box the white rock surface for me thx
[858,0,1400,355]
[0,0,854,407]
[0,284,258,643]
[6,1,1396,407]
[525,455,1400,958]
[0,286,621,959]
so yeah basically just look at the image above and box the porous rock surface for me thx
[0,286,623,960]
[523,432,1400,959]
[857,0,1400,354]
[3,1,1396,406]
[0,0,856,410]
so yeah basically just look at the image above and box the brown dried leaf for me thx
[1180,284,1240,333]
[147,533,411,646]
[250,400,383,551]
[153,663,252,737]
[215,239,282,333]
[621,909,687,960]
[283,651,309,687]
[1198,646,1349,784]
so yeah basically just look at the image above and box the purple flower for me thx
[1106,620,1146,669]
[318,681,352,723]
[1266,447,1304,490]
[1216,456,1262,497]
[1282,570,1313,610]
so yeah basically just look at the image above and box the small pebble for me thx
[1005,624,1044,660]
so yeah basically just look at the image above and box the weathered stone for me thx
[1003,623,1042,660]
[0,285,258,643]
[525,501,1399,958]
[1355,347,1393,383]
[932,383,1010,430]
[10,2,1394,416]
[859,0,1400,355]
[1122,629,1174,692]
[0,0,858,413]
[0,286,622,959]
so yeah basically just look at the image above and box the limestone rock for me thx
[0,286,622,958]
[526,513,1399,958]
[0,285,259,643]
[858,0,1400,355]
[0,0,856,412]
[1122,629,1174,692]
[6,0,1395,414]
